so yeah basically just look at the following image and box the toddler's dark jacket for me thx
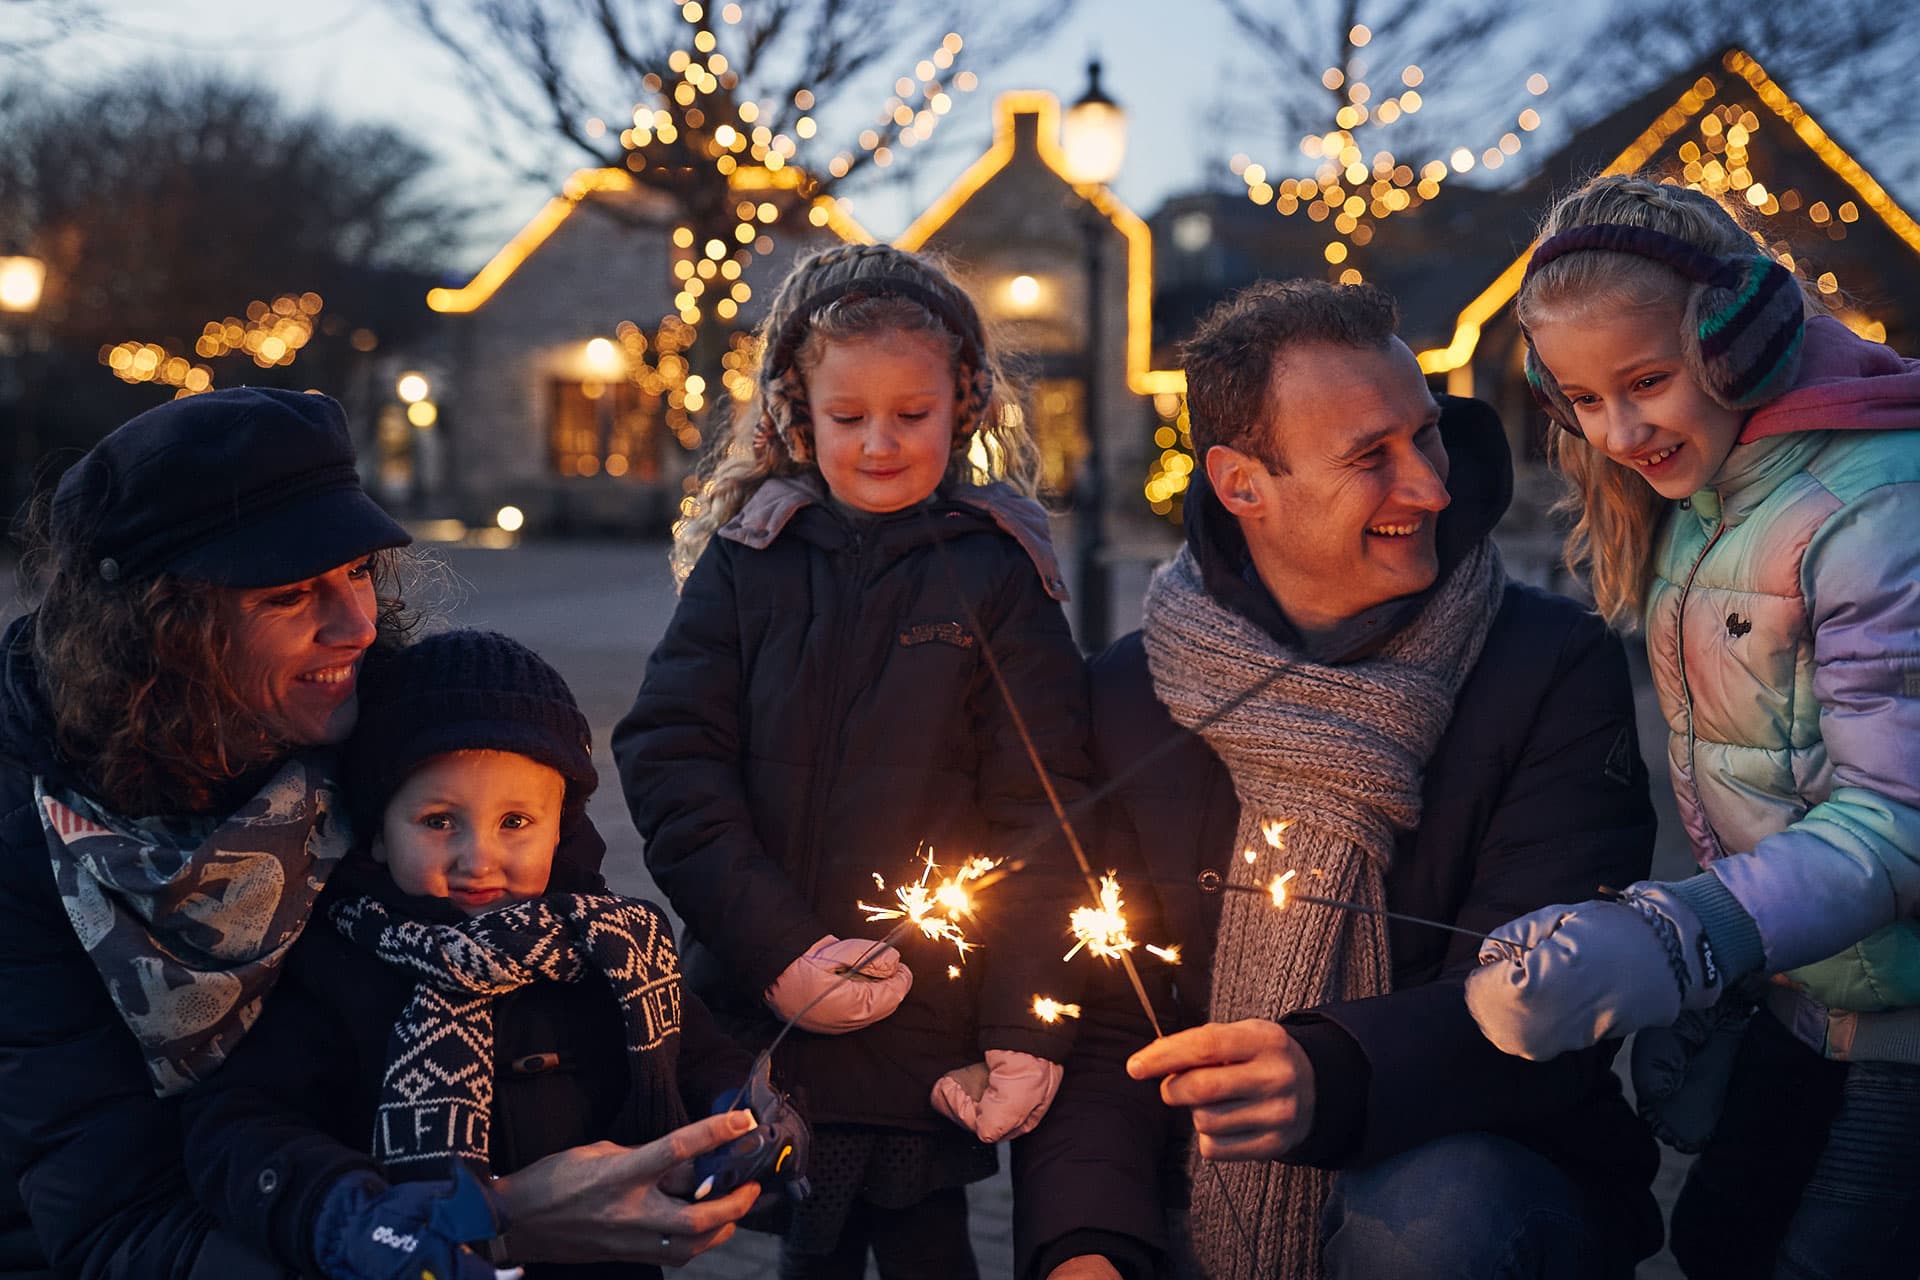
[614,478,1092,1132]
[181,825,749,1280]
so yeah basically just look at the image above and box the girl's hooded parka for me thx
[1645,315,1920,1062]
[613,476,1091,1131]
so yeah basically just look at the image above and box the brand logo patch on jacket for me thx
[1725,612,1752,638]
[899,621,974,650]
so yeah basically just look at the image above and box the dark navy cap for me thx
[51,387,411,589]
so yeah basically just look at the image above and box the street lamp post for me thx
[1062,61,1125,652]
[1,253,49,516]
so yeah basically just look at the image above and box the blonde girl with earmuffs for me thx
[1465,174,1920,1279]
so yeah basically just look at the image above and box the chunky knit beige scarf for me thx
[1143,541,1505,1278]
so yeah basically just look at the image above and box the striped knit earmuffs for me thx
[752,244,993,462]
[1520,222,1806,435]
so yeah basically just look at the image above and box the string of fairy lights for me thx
[98,292,325,397]
[1143,46,1894,521]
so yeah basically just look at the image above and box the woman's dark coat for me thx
[1012,399,1665,1280]
[613,479,1091,1132]
[179,837,750,1280]
[0,615,289,1279]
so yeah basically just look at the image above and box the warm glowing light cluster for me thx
[100,291,324,398]
[1142,391,1196,517]
[1226,63,1551,287]
[1267,868,1299,909]
[860,848,1003,963]
[1032,995,1083,1023]
[824,33,977,178]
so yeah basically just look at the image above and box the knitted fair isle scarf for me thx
[1143,541,1505,1279]
[36,756,350,1097]
[330,892,687,1175]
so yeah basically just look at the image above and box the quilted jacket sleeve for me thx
[1674,479,1920,985]
[612,541,831,995]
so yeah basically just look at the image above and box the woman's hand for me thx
[762,935,913,1033]
[489,1111,762,1266]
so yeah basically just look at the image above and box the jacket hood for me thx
[1740,315,1920,442]
[0,614,61,779]
[720,473,1070,601]
[1182,393,1513,657]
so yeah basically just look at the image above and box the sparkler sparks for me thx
[1064,874,1136,962]
[1268,868,1298,908]
[1031,995,1083,1023]
[1145,943,1182,965]
[1261,817,1295,848]
[858,847,1003,963]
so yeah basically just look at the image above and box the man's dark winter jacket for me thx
[1012,399,1664,1280]
[179,833,750,1280]
[0,615,286,1279]
[614,478,1091,1131]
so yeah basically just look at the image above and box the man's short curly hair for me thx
[1179,279,1400,468]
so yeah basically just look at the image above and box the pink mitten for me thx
[762,935,913,1033]
[931,1049,1063,1142]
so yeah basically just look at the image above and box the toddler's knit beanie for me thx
[343,629,597,837]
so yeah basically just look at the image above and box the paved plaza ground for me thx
[1,534,1690,1277]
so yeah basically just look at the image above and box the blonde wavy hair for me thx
[1518,174,1821,627]
[670,244,1038,586]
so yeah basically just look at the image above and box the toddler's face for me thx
[807,331,957,512]
[375,749,564,915]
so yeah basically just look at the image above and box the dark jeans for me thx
[1675,1008,1920,1280]
[1320,1132,1629,1279]
[776,1186,978,1280]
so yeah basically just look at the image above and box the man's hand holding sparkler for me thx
[762,935,913,1033]
[1125,1020,1316,1161]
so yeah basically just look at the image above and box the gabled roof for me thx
[426,167,874,314]
[896,90,1180,395]
[1418,47,1920,377]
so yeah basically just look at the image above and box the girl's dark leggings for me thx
[1671,1007,1920,1280]
[777,1186,979,1280]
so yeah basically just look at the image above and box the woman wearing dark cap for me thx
[0,389,761,1279]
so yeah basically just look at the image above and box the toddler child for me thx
[185,629,776,1280]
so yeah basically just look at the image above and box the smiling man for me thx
[1013,280,1664,1279]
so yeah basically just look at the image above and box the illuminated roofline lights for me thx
[895,90,1181,395]
[427,166,869,314]
[1416,48,1920,382]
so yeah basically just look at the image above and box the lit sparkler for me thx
[1145,943,1182,965]
[1261,817,1294,848]
[859,847,1005,964]
[1063,873,1136,962]
[1032,995,1083,1023]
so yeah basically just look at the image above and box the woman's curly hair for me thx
[15,491,428,816]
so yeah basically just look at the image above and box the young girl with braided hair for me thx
[615,244,1090,1279]
[1465,174,1920,1278]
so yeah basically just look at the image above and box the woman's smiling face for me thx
[1529,302,1748,501]
[213,556,381,747]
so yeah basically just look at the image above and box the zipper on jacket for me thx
[1674,515,1732,862]
[795,524,867,907]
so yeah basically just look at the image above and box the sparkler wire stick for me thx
[1215,882,1534,952]
[916,511,1260,1263]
